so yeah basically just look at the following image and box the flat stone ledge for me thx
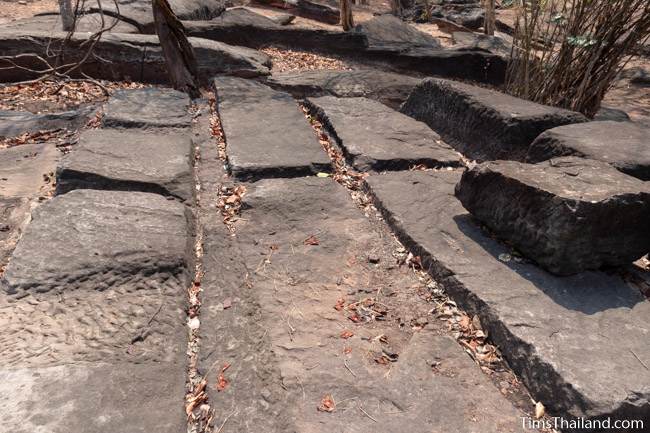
[184,9,506,85]
[400,78,587,161]
[266,69,421,109]
[1,189,191,295]
[354,14,442,53]
[214,77,330,180]
[365,169,650,425]
[526,120,650,181]
[0,31,270,84]
[184,8,368,54]
[0,188,190,431]
[56,129,193,201]
[102,88,191,129]
[0,105,96,138]
[456,157,650,275]
[305,96,462,171]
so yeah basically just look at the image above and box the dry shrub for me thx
[505,0,650,117]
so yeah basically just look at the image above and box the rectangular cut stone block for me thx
[305,96,461,171]
[526,120,650,181]
[455,157,650,275]
[56,129,193,201]
[214,77,330,179]
[365,170,650,425]
[0,189,190,432]
[400,78,586,161]
[102,87,191,129]
[198,177,526,432]
[266,69,421,109]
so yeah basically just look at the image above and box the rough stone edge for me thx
[362,171,650,429]
[400,78,587,162]
[303,97,462,172]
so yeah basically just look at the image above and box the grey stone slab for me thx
[365,169,650,425]
[1,189,191,295]
[266,69,421,109]
[451,31,512,57]
[102,88,190,129]
[214,77,330,179]
[355,14,442,53]
[91,0,225,33]
[0,189,190,432]
[184,12,505,85]
[526,121,650,181]
[401,78,587,161]
[56,129,193,201]
[0,31,270,84]
[0,363,186,433]
[199,176,527,432]
[456,157,650,275]
[305,96,462,171]
[594,106,631,122]
[0,105,97,138]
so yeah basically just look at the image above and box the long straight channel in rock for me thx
[365,169,650,426]
[197,176,529,432]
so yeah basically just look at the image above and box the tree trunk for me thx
[339,0,354,31]
[59,0,75,31]
[390,0,402,17]
[484,0,495,36]
[152,0,201,98]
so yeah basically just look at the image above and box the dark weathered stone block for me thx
[266,69,421,109]
[305,96,461,171]
[0,31,270,84]
[455,157,650,275]
[527,120,650,181]
[57,129,193,201]
[401,78,587,161]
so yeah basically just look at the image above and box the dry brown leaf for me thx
[216,363,231,392]
[303,234,320,245]
[317,394,336,413]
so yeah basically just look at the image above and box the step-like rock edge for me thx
[186,21,506,85]
[364,171,650,429]
[304,96,463,172]
[400,78,587,162]
[0,31,270,84]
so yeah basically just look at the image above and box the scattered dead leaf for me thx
[261,47,352,72]
[317,394,336,413]
[216,363,231,392]
[340,330,354,339]
[303,234,320,246]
